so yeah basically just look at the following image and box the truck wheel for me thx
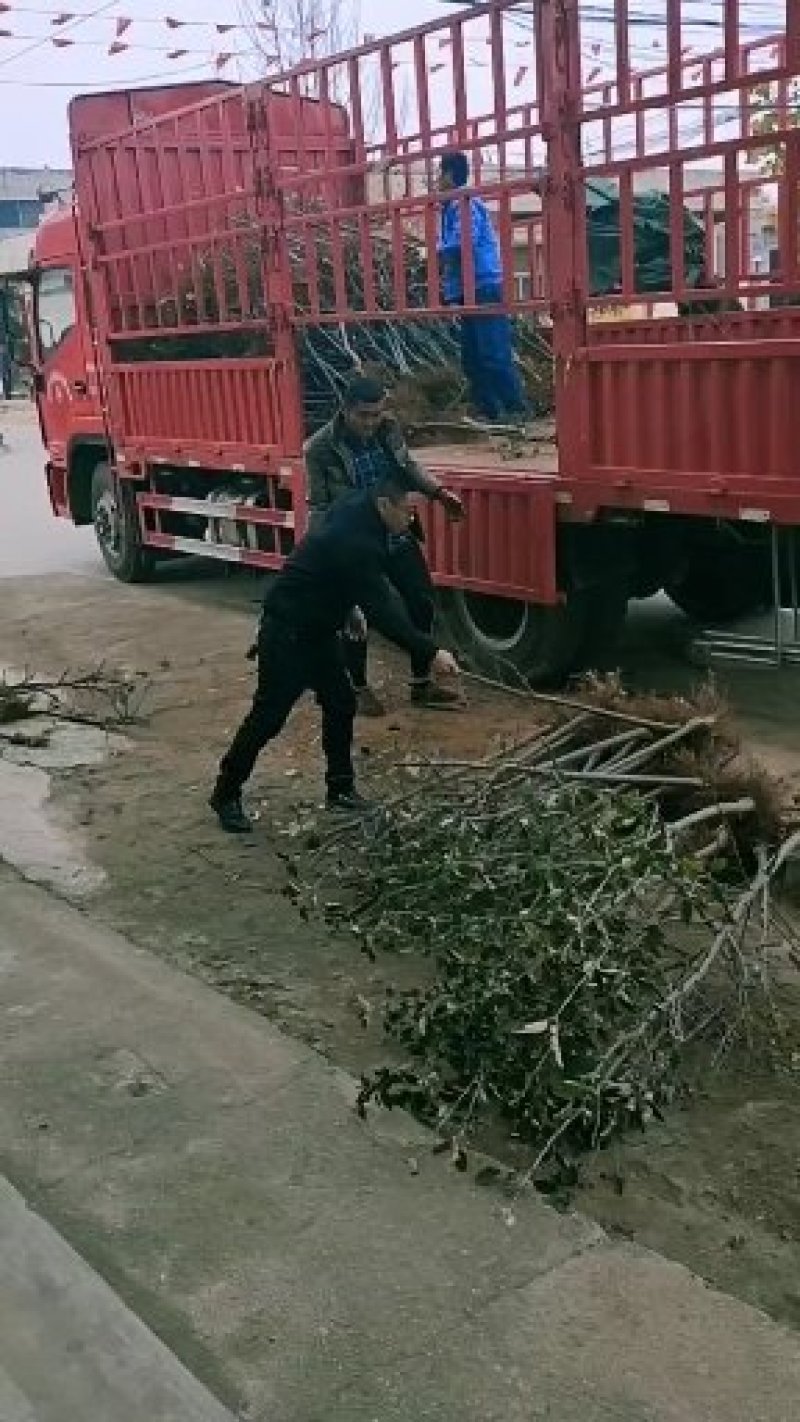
[665,545,772,624]
[91,463,154,583]
[438,588,588,688]
[579,584,629,673]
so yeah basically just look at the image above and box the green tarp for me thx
[585,179,708,297]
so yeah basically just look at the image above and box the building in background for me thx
[0,167,73,282]
[0,167,72,241]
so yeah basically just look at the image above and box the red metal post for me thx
[618,168,634,296]
[781,132,799,287]
[252,93,304,461]
[489,2,507,181]
[789,2,800,72]
[669,161,686,298]
[450,19,468,145]
[614,0,630,107]
[703,191,715,278]
[540,0,586,475]
[702,58,713,145]
[723,150,740,298]
[413,34,440,312]
[666,0,682,98]
[724,0,740,82]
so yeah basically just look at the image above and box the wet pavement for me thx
[0,719,116,897]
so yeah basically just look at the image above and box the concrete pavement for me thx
[0,1176,235,1422]
[1,863,799,1420]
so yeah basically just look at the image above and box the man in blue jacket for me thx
[438,149,529,423]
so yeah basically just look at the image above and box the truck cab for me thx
[28,207,106,524]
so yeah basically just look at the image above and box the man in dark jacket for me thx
[209,479,460,833]
[304,373,464,715]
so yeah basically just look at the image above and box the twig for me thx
[666,798,756,845]
[549,727,652,770]
[693,828,731,863]
[459,671,679,730]
[595,829,800,1083]
[528,768,705,789]
[613,716,717,772]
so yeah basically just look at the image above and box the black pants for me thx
[344,536,436,688]
[216,618,356,798]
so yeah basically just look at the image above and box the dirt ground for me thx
[2,561,800,1333]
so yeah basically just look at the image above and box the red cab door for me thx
[34,262,101,471]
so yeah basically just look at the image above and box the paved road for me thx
[0,1175,235,1422]
[3,865,800,1422]
[0,414,98,579]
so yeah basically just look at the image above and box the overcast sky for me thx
[0,0,444,166]
[0,0,784,169]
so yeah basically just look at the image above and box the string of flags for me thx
[0,3,781,84]
[0,1,275,26]
[0,1,283,65]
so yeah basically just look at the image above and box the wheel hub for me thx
[94,489,121,555]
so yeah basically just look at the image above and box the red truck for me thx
[19,1,800,682]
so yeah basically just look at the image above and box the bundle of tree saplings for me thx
[141,215,555,435]
[295,689,797,1186]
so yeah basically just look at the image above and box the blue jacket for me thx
[438,194,503,302]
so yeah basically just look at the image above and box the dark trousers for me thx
[216,618,356,798]
[343,536,435,689]
[458,283,529,421]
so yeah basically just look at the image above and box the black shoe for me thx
[326,789,374,816]
[209,790,253,834]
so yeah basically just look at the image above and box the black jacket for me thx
[263,492,437,669]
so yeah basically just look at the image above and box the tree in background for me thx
[750,79,800,177]
[243,0,361,73]
[243,0,410,142]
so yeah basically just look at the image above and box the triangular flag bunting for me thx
[115,17,131,37]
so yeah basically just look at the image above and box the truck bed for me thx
[416,418,559,481]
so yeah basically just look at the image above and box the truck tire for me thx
[578,584,629,673]
[91,463,155,583]
[665,543,772,624]
[438,588,588,688]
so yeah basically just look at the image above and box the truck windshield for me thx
[36,267,76,357]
